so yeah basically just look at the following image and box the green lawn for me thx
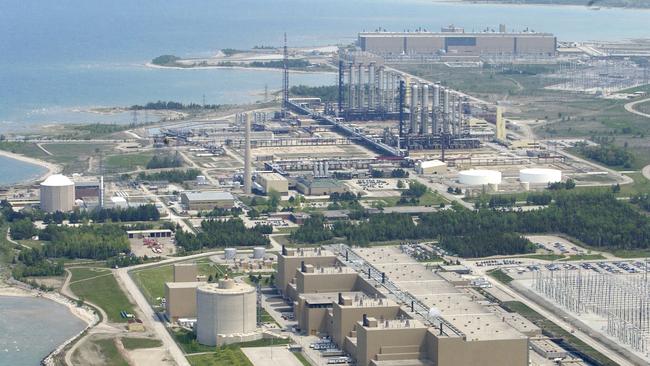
[121,337,163,350]
[131,260,222,305]
[561,254,607,261]
[501,301,617,366]
[105,151,155,172]
[611,249,650,258]
[68,267,111,282]
[292,352,311,366]
[487,268,513,284]
[515,254,565,261]
[68,267,135,323]
[0,141,49,159]
[93,339,129,366]
[187,349,252,366]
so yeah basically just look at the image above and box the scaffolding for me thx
[534,268,650,354]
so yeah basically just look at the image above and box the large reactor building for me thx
[196,279,257,346]
[40,174,75,212]
[358,25,556,57]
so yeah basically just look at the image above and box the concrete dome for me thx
[41,174,74,187]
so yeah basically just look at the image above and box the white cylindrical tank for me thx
[253,247,266,259]
[40,174,75,212]
[519,168,562,184]
[458,169,502,186]
[196,279,256,346]
[224,248,237,260]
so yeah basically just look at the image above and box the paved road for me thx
[643,164,650,181]
[410,173,475,210]
[624,97,650,119]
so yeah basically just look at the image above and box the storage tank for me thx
[253,247,266,259]
[519,168,562,184]
[224,248,237,260]
[40,174,75,212]
[458,169,502,186]
[196,279,256,346]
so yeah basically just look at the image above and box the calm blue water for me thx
[1,0,650,133]
[0,155,47,186]
[0,296,87,366]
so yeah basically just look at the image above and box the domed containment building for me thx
[40,174,75,212]
[196,278,257,346]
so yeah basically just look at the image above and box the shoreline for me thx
[0,149,61,186]
[0,283,98,366]
[144,62,336,74]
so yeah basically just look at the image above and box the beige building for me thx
[256,172,288,195]
[415,160,446,175]
[295,178,348,196]
[196,279,257,346]
[359,29,556,57]
[180,191,235,210]
[174,263,199,282]
[283,246,531,366]
[40,174,75,213]
[165,282,202,321]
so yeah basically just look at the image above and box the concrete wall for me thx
[174,263,198,282]
[356,324,428,366]
[277,253,338,296]
[296,271,359,294]
[331,302,402,351]
[258,174,289,195]
[40,185,74,212]
[426,330,529,366]
[165,283,199,320]
[196,287,257,346]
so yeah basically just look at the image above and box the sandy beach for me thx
[0,149,61,185]
[145,62,336,74]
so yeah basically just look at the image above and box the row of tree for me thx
[175,218,270,252]
[146,152,184,169]
[136,169,201,183]
[576,142,635,168]
[291,191,650,256]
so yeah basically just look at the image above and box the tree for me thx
[10,218,37,240]
[267,190,281,211]
[397,180,405,189]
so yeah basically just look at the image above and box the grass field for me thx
[515,254,565,261]
[501,301,617,366]
[68,267,111,282]
[105,151,155,172]
[68,267,135,322]
[131,260,223,305]
[611,249,650,258]
[187,349,252,366]
[121,337,163,350]
[93,339,129,366]
[561,254,607,261]
[487,268,514,284]
[292,352,311,366]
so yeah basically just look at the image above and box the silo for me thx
[196,279,257,346]
[253,247,266,259]
[224,248,237,260]
[410,83,419,133]
[40,174,75,212]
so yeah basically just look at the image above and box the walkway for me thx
[624,97,650,119]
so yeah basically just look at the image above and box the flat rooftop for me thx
[165,281,203,289]
[282,247,335,258]
[300,291,364,305]
[258,172,288,181]
[181,191,234,201]
[352,246,526,341]
[301,266,356,275]
[359,31,554,37]
[362,318,426,330]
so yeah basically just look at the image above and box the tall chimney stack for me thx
[244,114,252,194]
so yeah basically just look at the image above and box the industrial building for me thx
[165,282,202,321]
[180,191,235,210]
[195,278,257,346]
[295,178,349,196]
[278,245,529,366]
[40,174,75,212]
[256,172,289,195]
[415,159,447,175]
[174,263,199,282]
[358,27,556,57]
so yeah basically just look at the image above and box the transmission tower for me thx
[282,32,289,116]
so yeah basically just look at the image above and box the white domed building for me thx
[458,169,502,186]
[519,168,562,184]
[40,174,75,212]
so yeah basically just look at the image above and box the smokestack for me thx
[421,84,429,135]
[244,114,252,194]
[99,176,104,208]
[410,83,418,134]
